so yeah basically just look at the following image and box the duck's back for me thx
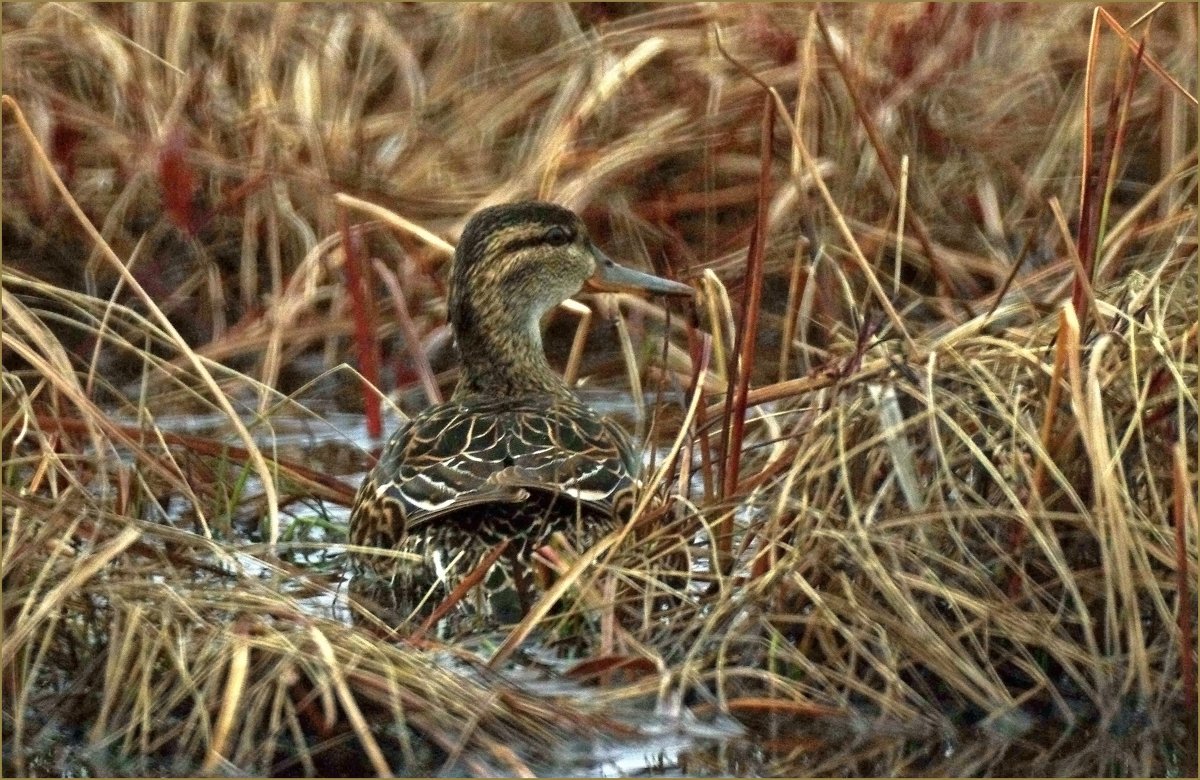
[349,394,639,568]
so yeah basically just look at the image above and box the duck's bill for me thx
[586,248,693,296]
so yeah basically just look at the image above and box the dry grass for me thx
[2,3,1197,776]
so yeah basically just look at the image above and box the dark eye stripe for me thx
[496,234,550,256]
[494,225,576,257]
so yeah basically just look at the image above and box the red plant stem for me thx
[715,94,774,573]
[338,206,382,441]
[1074,34,1144,330]
[157,123,201,236]
[1143,366,1180,432]
[1009,309,1072,597]
[1094,37,1146,288]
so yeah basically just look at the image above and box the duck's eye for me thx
[544,225,573,247]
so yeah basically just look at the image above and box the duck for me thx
[348,201,693,606]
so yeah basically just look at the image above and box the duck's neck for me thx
[450,294,574,401]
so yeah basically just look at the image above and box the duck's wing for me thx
[350,396,638,546]
[351,403,521,543]
[487,396,638,502]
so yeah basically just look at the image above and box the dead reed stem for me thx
[339,206,383,440]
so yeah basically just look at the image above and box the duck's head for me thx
[448,201,692,397]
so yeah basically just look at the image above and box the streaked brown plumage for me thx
[348,202,692,596]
